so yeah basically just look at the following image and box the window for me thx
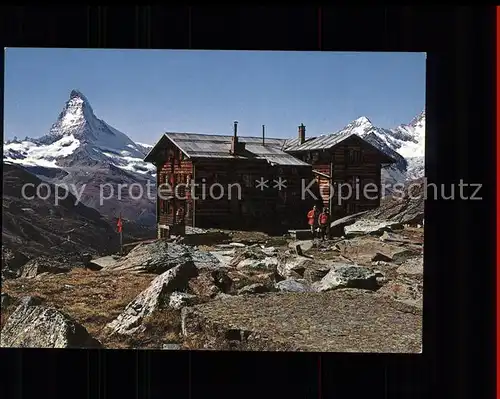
[175,174,186,197]
[311,152,319,162]
[348,149,362,164]
[160,200,169,215]
[160,173,168,186]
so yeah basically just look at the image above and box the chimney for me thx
[230,121,242,154]
[298,123,306,144]
[262,125,265,145]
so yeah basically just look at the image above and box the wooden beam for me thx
[312,169,331,179]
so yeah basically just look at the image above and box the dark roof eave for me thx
[381,156,398,164]
[284,134,399,160]
[143,133,194,163]
[143,134,168,163]
[285,145,399,165]
[143,141,156,163]
[143,151,156,164]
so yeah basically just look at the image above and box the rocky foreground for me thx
[1,218,423,352]
[182,290,421,353]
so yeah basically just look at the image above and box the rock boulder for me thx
[105,241,221,274]
[312,264,379,292]
[106,261,198,335]
[274,278,312,293]
[1,296,101,348]
[19,256,72,278]
[344,219,403,238]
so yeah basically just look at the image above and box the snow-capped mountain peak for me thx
[4,90,156,174]
[42,89,126,147]
[45,89,97,142]
[327,110,426,186]
[70,88,89,101]
[353,116,372,125]
[69,89,93,109]
[391,110,425,158]
[409,110,425,128]
[3,89,157,224]
[341,116,374,134]
[335,110,426,161]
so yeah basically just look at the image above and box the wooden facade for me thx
[191,159,312,231]
[145,131,314,237]
[156,152,194,233]
[289,134,395,219]
[145,124,395,236]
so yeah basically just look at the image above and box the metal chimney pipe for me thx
[231,121,239,155]
[262,125,265,145]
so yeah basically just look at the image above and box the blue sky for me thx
[4,48,425,145]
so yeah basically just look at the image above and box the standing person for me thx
[318,208,330,240]
[307,205,319,238]
[175,206,186,236]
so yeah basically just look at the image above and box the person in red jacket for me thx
[318,208,330,240]
[307,205,319,238]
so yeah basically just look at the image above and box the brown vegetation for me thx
[1,268,182,348]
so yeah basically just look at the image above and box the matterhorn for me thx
[4,90,156,225]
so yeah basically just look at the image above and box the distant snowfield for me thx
[392,117,425,159]
[136,142,153,148]
[4,135,156,176]
[4,135,80,168]
[101,150,156,175]
[321,112,426,184]
[334,114,425,161]
[406,156,425,181]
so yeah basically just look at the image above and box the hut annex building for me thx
[144,122,395,238]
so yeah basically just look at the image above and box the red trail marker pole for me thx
[117,214,123,255]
